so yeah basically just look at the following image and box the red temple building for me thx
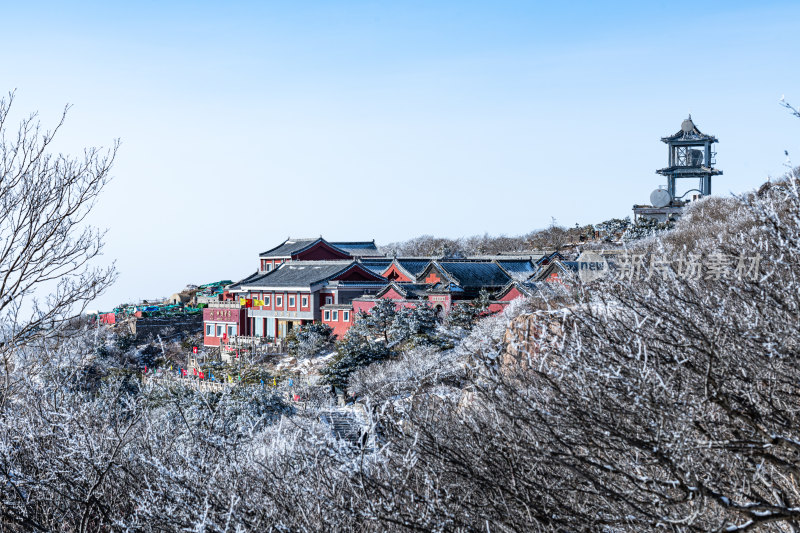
[203,236,566,346]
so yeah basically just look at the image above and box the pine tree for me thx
[446,289,491,330]
[286,323,333,357]
[390,304,440,345]
[321,318,391,389]
[360,298,397,344]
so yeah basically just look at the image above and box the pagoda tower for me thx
[634,116,722,222]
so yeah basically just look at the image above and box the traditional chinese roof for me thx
[359,259,395,275]
[259,237,371,259]
[661,116,718,143]
[375,282,433,300]
[377,258,433,282]
[534,251,566,266]
[427,281,463,294]
[493,280,539,299]
[420,261,512,289]
[226,271,264,291]
[532,260,578,282]
[237,261,385,289]
[494,259,537,281]
[395,259,432,276]
[259,237,322,258]
[331,241,382,257]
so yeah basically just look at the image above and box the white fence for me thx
[142,374,228,392]
[141,372,317,395]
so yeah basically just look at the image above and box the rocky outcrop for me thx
[503,312,564,368]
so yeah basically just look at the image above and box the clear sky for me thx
[1,1,798,311]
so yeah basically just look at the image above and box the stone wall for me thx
[130,314,203,342]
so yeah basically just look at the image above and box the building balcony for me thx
[207,301,241,309]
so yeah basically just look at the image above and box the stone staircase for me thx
[320,409,370,447]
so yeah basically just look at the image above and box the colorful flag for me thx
[144,365,148,374]
[239,298,246,306]
[199,371,205,380]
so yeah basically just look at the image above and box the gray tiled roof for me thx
[359,259,394,275]
[361,258,432,279]
[437,262,512,288]
[331,241,381,256]
[376,282,432,299]
[532,260,579,282]
[517,281,540,294]
[496,259,537,281]
[427,281,462,293]
[259,237,381,259]
[494,280,571,300]
[259,238,321,258]
[495,280,540,298]
[395,259,432,276]
[227,271,263,291]
[240,261,385,289]
[239,261,349,288]
[535,252,566,266]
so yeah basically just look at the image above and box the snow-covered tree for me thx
[321,316,392,390]
[0,93,117,403]
[389,304,439,345]
[445,289,491,330]
[286,322,334,357]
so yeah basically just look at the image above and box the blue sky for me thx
[1,1,798,310]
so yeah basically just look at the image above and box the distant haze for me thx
[0,1,797,311]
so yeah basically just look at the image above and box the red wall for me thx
[246,290,314,312]
[353,299,375,315]
[499,286,523,302]
[260,259,284,271]
[426,294,451,313]
[322,307,354,338]
[486,287,526,313]
[294,241,350,261]
[203,307,247,346]
[354,295,419,313]
[380,288,405,300]
[383,265,412,282]
[487,302,504,313]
